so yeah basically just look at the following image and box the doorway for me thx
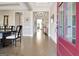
[37,19,43,30]
[15,12,21,26]
[36,19,43,39]
[33,11,49,37]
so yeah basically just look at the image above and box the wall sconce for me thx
[51,14,54,23]
[51,19,53,23]
[26,18,29,21]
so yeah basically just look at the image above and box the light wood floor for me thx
[0,30,56,56]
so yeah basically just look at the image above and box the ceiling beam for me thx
[0,3,19,6]
[22,2,32,11]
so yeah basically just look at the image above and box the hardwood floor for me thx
[0,30,56,56]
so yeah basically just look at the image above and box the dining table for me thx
[0,30,16,47]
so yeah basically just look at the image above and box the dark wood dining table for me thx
[0,30,16,47]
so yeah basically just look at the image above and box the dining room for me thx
[0,2,57,56]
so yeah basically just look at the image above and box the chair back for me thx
[16,25,22,37]
[0,33,2,39]
[10,26,15,31]
[0,26,4,30]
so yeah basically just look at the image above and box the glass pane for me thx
[58,4,64,37]
[72,27,76,38]
[72,15,76,26]
[72,2,76,14]
[65,2,76,44]
[72,39,76,44]
[58,2,76,45]
[72,2,76,44]
[66,3,72,43]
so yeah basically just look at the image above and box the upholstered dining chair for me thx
[6,25,22,46]
[0,33,2,39]
[0,33,2,46]
[11,26,15,31]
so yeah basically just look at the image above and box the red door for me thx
[57,2,79,56]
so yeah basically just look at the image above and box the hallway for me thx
[0,30,56,56]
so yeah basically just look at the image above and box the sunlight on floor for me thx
[36,30,42,40]
[36,29,43,44]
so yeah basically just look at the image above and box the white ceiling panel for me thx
[29,2,54,10]
[0,2,54,11]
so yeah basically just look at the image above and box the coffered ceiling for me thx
[0,2,54,11]
[29,2,53,11]
[0,2,29,10]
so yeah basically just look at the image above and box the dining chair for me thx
[0,33,2,38]
[0,26,4,30]
[0,26,1,30]
[0,33,2,46]
[8,26,15,31]
[6,25,22,46]
[11,26,15,31]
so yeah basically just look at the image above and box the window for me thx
[65,2,76,44]
[58,2,76,44]
[72,3,76,44]
[58,3,64,37]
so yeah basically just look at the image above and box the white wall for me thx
[22,11,33,36]
[49,3,57,44]
[0,10,33,37]
[14,10,33,36]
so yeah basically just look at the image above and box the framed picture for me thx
[3,15,8,26]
